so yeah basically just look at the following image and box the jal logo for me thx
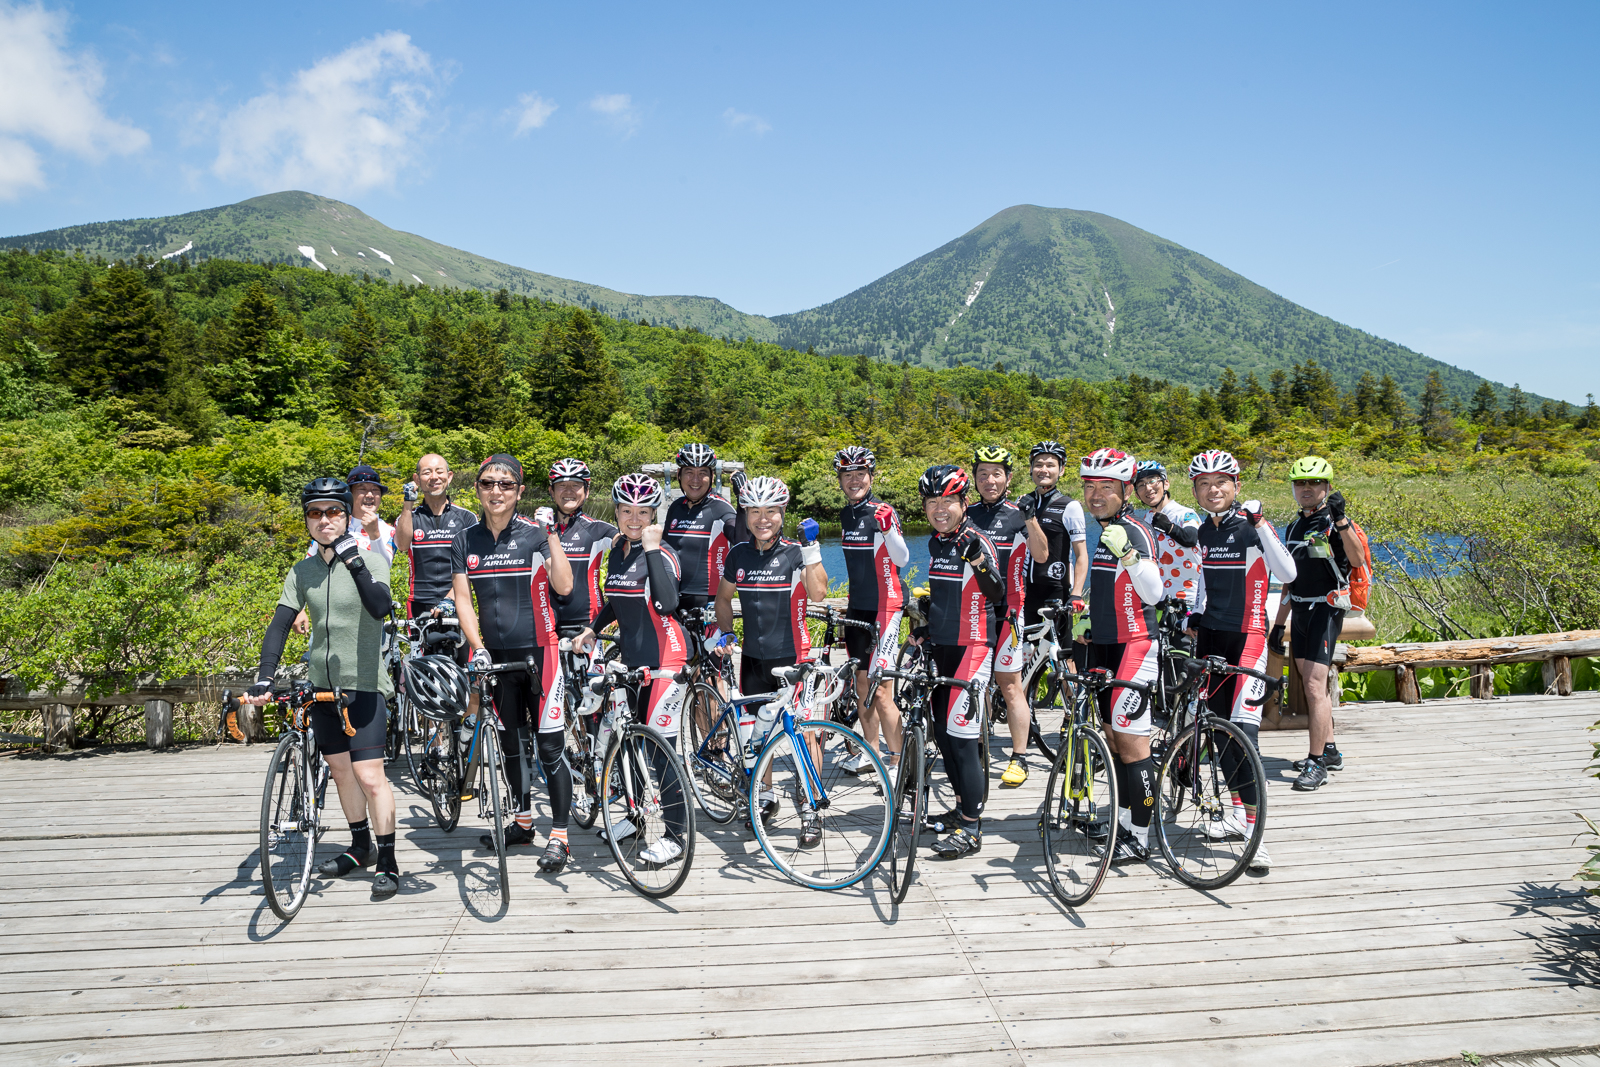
[466,554,480,569]
[508,540,517,550]
[1116,714,1131,729]
[736,568,746,581]
[656,713,671,727]
[413,529,425,542]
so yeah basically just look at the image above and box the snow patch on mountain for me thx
[368,247,394,265]
[297,245,327,270]
[161,241,193,260]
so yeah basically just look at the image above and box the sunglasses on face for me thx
[478,479,520,491]
[305,507,345,520]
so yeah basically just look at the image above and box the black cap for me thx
[346,464,389,493]
[479,453,523,484]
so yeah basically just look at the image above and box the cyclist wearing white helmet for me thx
[1131,460,1204,608]
[543,459,618,634]
[1080,448,1165,865]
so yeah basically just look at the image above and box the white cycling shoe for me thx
[639,838,683,864]
[1201,806,1249,840]
[1248,841,1272,873]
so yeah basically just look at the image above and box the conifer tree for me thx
[335,299,395,415]
[563,309,623,434]
[657,344,710,430]
[1469,381,1498,424]
[1217,367,1241,421]
[50,265,168,402]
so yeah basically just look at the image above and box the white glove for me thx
[533,506,556,527]
[800,542,822,566]
[470,649,493,671]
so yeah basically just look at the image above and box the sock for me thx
[759,788,776,805]
[1307,751,1321,763]
[349,818,372,857]
[1118,806,1133,832]
[1324,742,1339,755]
[376,832,397,876]
[1131,822,1149,847]
[516,810,533,830]
[549,827,568,847]
[1012,751,1027,766]
[1126,756,1157,829]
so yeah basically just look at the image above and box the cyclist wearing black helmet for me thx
[663,443,747,615]
[1021,441,1089,627]
[914,464,1006,859]
[541,459,618,633]
[243,477,402,901]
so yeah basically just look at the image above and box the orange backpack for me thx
[1324,520,1373,612]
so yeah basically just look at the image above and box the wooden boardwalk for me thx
[2,693,1598,1067]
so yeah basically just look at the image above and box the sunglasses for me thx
[477,478,521,491]
[305,507,345,520]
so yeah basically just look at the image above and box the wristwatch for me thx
[1335,521,1351,531]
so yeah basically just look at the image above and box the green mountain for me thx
[0,191,779,339]
[772,205,1492,399]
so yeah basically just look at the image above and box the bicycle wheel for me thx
[1153,716,1266,891]
[977,682,993,806]
[1041,722,1119,908]
[886,724,925,904]
[477,725,509,904]
[428,720,463,831]
[398,696,424,791]
[565,695,599,830]
[1024,654,1067,762]
[891,641,924,704]
[683,683,741,824]
[601,727,696,898]
[260,733,316,922]
[751,720,892,891]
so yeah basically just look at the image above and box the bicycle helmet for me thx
[1133,460,1167,485]
[612,472,665,507]
[1079,448,1137,483]
[402,655,469,721]
[1030,440,1069,464]
[918,464,970,499]
[674,443,716,469]
[973,445,1014,471]
[548,458,592,484]
[738,475,791,508]
[1289,455,1334,481]
[301,477,352,512]
[833,445,877,473]
[1188,449,1241,480]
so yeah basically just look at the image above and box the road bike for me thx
[451,656,539,906]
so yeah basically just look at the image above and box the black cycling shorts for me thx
[740,654,796,699]
[1290,601,1345,666]
[843,607,877,665]
[311,690,387,763]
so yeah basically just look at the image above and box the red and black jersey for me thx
[664,493,740,599]
[1195,512,1291,634]
[725,538,811,663]
[450,517,558,651]
[406,501,476,613]
[551,512,617,628]
[967,498,1027,617]
[925,521,1006,648]
[840,496,906,613]
[593,542,688,671]
[1088,511,1159,643]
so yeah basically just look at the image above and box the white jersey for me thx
[307,518,396,564]
[1136,497,1204,609]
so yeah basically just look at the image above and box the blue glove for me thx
[799,518,820,545]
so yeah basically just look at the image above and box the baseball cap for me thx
[346,464,389,493]
[478,453,524,483]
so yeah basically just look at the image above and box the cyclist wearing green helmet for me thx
[1272,455,1361,790]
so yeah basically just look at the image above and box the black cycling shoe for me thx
[799,814,823,849]
[924,808,963,835]
[317,849,372,878]
[931,826,982,858]
[481,822,537,850]
[370,872,399,900]
[1292,759,1329,792]
[537,838,570,872]
[1080,818,1111,844]
[760,798,781,825]
[1109,837,1149,865]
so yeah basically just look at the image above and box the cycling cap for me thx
[478,453,523,483]
[402,655,469,721]
[1289,455,1334,481]
[738,475,791,508]
[919,464,970,499]
[345,464,388,493]
[1188,450,1241,479]
[1132,460,1167,484]
[1030,440,1069,463]
[833,445,877,473]
[973,445,1014,471]
[301,477,352,512]
[612,472,665,507]
[674,443,717,469]
[1079,448,1136,483]
[548,458,592,484]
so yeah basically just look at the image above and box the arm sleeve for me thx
[646,547,681,616]
[348,551,393,620]
[1165,511,1201,548]
[256,604,300,684]
[1064,501,1087,544]
[1129,558,1165,606]
[593,603,617,631]
[1258,523,1298,583]
[883,522,911,569]
[970,538,1007,609]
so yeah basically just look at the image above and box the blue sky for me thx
[0,1,1595,401]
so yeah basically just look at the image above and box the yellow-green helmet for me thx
[1289,455,1334,481]
[973,445,1014,471]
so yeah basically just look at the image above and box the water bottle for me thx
[458,712,477,744]
[738,708,759,768]
[754,699,780,748]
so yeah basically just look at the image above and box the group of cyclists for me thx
[246,437,1364,900]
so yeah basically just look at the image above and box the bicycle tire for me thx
[1024,654,1066,763]
[683,682,741,824]
[886,724,925,904]
[750,720,892,891]
[479,725,509,904]
[429,720,463,831]
[601,727,696,898]
[260,733,316,922]
[1153,715,1266,891]
[977,680,993,806]
[1041,722,1118,908]
[398,695,424,792]
[564,687,599,829]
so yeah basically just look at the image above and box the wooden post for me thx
[42,703,75,749]
[1395,665,1421,705]
[1542,656,1574,696]
[1287,656,1306,718]
[144,699,173,750]
[1327,665,1342,708]
[1469,664,1494,699]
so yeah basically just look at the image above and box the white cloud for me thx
[723,108,770,135]
[0,2,149,199]
[213,31,436,195]
[589,92,639,134]
[510,92,557,135]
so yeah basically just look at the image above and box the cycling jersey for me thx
[551,511,617,628]
[724,538,811,663]
[840,495,909,613]
[593,542,689,671]
[924,522,1006,647]
[967,499,1028,618]
[1194,511,1296,634]
[1023,488,1087,605]
[664,493,742,600]
[1135,497,1204,606]
[1088,510,1163,643]
[450,517,558,651]
[276,548,394,696]
[1285,509,1351,601]
[405,501,476,613]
